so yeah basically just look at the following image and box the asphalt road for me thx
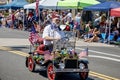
[0,27,120,80]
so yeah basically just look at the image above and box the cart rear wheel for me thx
[28,55,35,72]
[47,63,56,80]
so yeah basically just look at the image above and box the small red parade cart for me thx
[25,31,89,80]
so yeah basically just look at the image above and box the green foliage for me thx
[54,49,78,62]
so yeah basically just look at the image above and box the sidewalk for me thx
[0,27,117,47]
[76,39,115,47]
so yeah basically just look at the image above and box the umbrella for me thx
[57,0,100,9]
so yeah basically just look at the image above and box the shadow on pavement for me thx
[10,46,29,51]
[33,69,94,80]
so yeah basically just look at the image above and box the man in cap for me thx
[42,17,65,52]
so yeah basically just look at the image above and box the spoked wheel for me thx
[79,63,89,80]
[28,55,36,72]
[47,63,56,80]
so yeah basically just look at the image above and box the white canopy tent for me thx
[24,0,61,9]
[24,0,45,9]
[24,2,36,9]
[39,0,60,9]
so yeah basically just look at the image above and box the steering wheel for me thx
[60,37,69,43]
[55,37,69,44]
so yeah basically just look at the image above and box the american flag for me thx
[29,32,40,45]
[78,48,88,58]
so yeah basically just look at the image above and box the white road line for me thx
[89,55,120,62]
[76,47,120,58]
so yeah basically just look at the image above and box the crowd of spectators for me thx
[84,13,120,43]
[0,9,120,44]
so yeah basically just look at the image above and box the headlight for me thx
[79,63,85,69]
[59,62,65,69]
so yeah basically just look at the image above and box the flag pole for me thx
[36,0,39,23]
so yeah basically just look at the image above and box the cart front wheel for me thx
[28,56,35,72]
[79,62,89,80]
[47,63,56,80]
[79,72,88,80]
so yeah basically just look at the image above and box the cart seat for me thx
[36,44,45,55]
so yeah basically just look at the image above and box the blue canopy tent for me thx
[83,1,120,44]
[97,0,117,3]
[12,0,29,9]
[1,0,29,9]
[84,1,120,11]
[1,0,17,9]
[0,5,4,9]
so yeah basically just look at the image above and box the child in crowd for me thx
[84,21,94,40]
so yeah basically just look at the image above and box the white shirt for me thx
[67,12,72,18]
[75,16,81,25]
[42,24,65,45]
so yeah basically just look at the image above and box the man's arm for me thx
[44,36,59,41]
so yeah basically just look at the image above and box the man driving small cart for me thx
[42,16,65,52]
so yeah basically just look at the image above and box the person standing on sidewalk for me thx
[74,12,82,40]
